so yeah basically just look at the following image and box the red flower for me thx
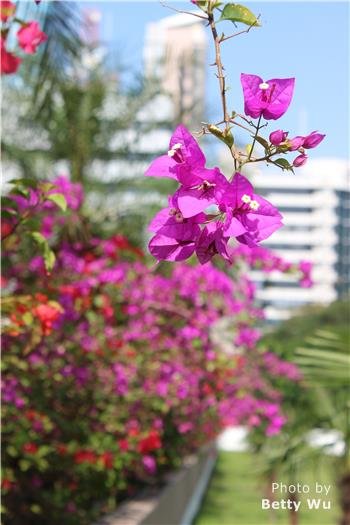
[33,303,61,335]
[1,38,21,75]
[113,235,130,249]
[59,284,79,298]
[138,431,162,455]
[17,21,47,54]
[0,1,15,22]
[16,303,28,314]
[25,409,37,421]
[100,452,114,469]
[118,439,129,452]
[73,449,97,465]
[1,478,13,491]
[23,442,38,454]
[1,220,13,238]
[55,444,67,456]
[35,293,48,303]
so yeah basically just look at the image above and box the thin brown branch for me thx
[208,12,229,129]
[219,15,261,42]
[229,118,253,134]
[248,114,262,161]
[159,2,208,20]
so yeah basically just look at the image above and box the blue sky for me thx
[82,1,349,159]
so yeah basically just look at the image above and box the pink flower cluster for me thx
[269,129,325,167]
[1,1,47,75]
[2,175,306,521]
[146,125,283,263]
[240,73,325,167]
[230,244,313,288]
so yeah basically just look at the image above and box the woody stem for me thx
[208,11,229,130]
[247,114,262,161]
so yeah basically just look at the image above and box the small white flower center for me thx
[241,194,252,204]
[250,200,260,210]
[259,82,269,90]
[167,143,182,157]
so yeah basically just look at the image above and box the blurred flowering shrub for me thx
[1,0,47,75]
[2,176,305,524]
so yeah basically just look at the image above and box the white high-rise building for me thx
[246,158,350,322]
[143,12,207,126]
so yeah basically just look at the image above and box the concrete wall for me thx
[95,443,217,525]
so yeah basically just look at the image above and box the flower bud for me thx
[269,130,287,146]
[293,154,308,167]
[288,136,304,151]
[302,131,325,149]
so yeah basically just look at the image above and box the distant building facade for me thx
[143,12,207,126]
[248,158,350,322]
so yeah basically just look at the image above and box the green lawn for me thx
[194,451,339,525]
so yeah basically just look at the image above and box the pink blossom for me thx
[148,196,204,240]
[234,326,261,349]
[17,21,47,54]
[145,124,212,186]
[269,129,288,145]
[302,131,325,149]
[195,223,231,265]
[178,422,194,434]
[266,415,287,436]
[142,455,157,474]
[288,136,305,151]
[293,153,308,167]
[148,234,198,262]
[176,167,230,218]
[221,173,283,246]
[241,73,295,120]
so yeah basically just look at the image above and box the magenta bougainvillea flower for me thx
[302,131,325,149]
[17,21,47,54]
[221,173,283,246]
[145,124,214,187]
[148,196,205,240]
[149,234,198,262]
[195,223,232,265]
[269,130,288,145]
[287,136,305,151]
[293,154,308,167]
[176,167,230,218]
[241,73,295,120]
[146,126,284,263]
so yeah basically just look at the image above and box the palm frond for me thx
[295,330,349,386]
[22,1,82,116]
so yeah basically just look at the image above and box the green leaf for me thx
[11,187,30,198]
[273,158,293,171]
[30,231,47,245]
[46,193,67,212]
[219,4,260,26]
[30,232,56,272]
[22,312,34,326]
[1,196,18,210]
[255,135,270,150]
[9,178,38,189]
[1,209,17,219]
[208,124,234,148]
[19,459,31,472]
